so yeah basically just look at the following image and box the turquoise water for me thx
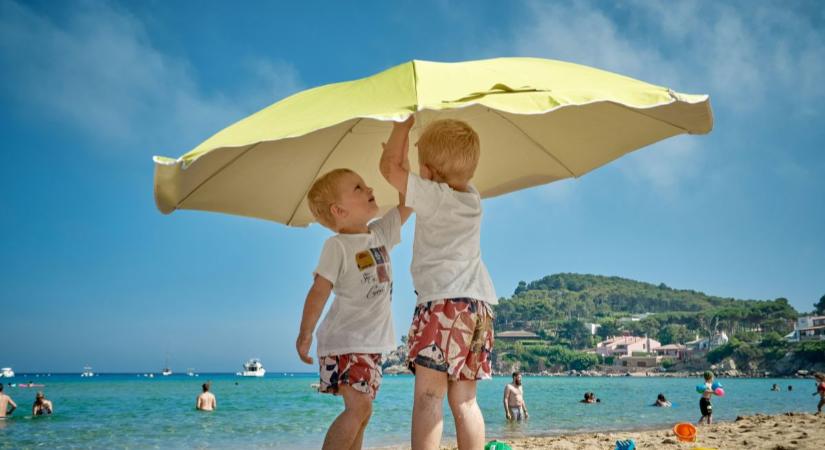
[0,373,820,448]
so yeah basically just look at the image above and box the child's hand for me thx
[296,333,314,364]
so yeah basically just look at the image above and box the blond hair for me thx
[417,119,480,184]
[307,168,354,230]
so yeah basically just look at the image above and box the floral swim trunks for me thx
[406,298,494,381]
[318,353,383,400]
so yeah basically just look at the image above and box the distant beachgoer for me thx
[32,391,53,416]
[697,371,714,425]
[653,393,672,407]
[771,383,780,391]
[503,371,528,421]
[788,385,793,392]
[0,384,16,418]
[580,392,597,404]
[813,372,825,414]
[196,382,217,411]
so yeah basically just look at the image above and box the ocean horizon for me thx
[1,373,822,449]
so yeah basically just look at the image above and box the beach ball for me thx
[714,387,725,397]
[711,381,722,390]
[696,384,706,394]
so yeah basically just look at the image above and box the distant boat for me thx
[0,367,14,378]
[187,368,196,377]
[236,358,266,377]
[81,366,94,377]
[162,356,172,376]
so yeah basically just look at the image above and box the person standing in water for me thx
[0,384,16,418]
[32,391,53,416]
[196,382,217,411]
[503,371,528,421]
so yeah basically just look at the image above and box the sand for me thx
[459,412,824,450]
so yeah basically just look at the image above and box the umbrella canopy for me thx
[153,57,713,226]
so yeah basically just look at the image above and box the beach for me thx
[453,412,824,450]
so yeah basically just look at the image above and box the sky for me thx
[1,0,823,373]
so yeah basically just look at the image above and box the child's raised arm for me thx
[380,115,414,195]
[295,274,333,364]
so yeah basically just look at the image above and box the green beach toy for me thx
[485,440,512,450]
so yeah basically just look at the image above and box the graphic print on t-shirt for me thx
[356,245,391,299]
[356,250,376,270]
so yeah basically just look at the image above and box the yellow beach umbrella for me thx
[153,57,712,226]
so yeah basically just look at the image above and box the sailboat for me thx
[161,356,172,376]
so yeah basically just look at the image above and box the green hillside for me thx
[495,273,798,340]
[490,273,820,374]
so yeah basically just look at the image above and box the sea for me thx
[0,373,820,449]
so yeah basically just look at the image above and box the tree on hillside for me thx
[658,324,693,345]
[597,320,622,340]
[816,294,825,315]
[559,319,592,349]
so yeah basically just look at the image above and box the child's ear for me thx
[330,204,347,219]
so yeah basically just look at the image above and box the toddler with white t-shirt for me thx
[296,168,411,450]
[380,116,497,450]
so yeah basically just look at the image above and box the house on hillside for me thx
[655,344,687,361]
[686,332,729,352]
[784,315,825,342]
[595,336,661,357]
[496,330,540,342]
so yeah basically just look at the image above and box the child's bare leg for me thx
[323,385,373,450]
[447,379,484,450]
[412,366,448,450]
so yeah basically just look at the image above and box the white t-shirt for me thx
[405,173,498,305]
[314,208,401,356]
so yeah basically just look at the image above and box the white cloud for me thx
[0,0,303,153]
[615,135,703,193]
[501,0,825,194]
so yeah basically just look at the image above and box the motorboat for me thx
[236,358,266,377]
[0,367,14,378]
[81,366,94,377]
[187,368,195,377]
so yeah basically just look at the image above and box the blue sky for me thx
[1,0,823,373]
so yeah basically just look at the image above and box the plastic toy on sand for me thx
[614,439,636,450]
[673,422,697,442]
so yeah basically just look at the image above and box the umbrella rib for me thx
[175,142,262,210]
[488,109,577,178]
[612,102,691,134]
[286,118,363,226]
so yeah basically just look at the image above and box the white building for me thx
[686,332,729,352]
[785,315,825,342]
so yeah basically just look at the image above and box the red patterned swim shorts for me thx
[406,298,494,381]
[318,353,383,400]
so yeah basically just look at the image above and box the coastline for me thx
[451,412,824,450]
